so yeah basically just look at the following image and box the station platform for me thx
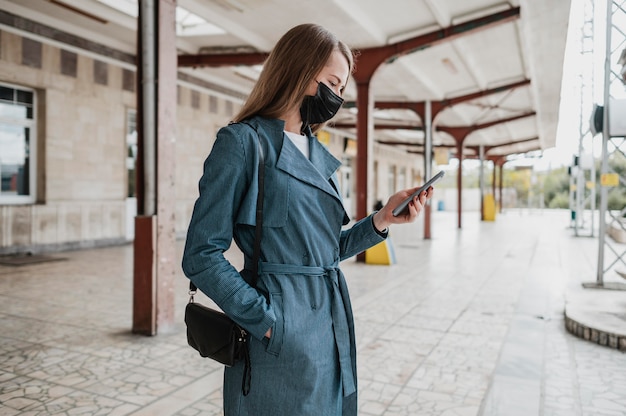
[0,209,624,416]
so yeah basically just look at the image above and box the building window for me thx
[191,90,200,109]
[126,109,137,198]
[0,83,36,204]
[225,100,233,117]
[209,95,218,113]
[388,165,396,196]
[398,167,406,190]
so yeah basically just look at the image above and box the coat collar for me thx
[276,132,341,201]
[250,116,350,224]
[252,116,341,194]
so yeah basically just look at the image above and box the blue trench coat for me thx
[182,116,387,415]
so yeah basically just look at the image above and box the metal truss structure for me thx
[586,0,626,289]
[572,0,597,237]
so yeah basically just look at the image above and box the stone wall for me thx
[0,29,237,253]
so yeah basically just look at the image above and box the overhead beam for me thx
[333,122,423,130]
[344,79,531,114]
[437,111,536,137]
[178,51,269,68]
[454,144,542,158]
[352,7,521,81]
[377,141,457,148]
[466,136,539,154]
[431,79,530,111]
[376,140,422,146]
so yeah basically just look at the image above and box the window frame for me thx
[0,82,37,205]
[126,107,137,198]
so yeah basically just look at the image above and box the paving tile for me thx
[0,211,625,416]
[21,390,139,415]
[0,376,75,412]
[82,366,195,406]
[358,380,402,415]
[173,388,224,416]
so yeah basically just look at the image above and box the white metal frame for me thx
[587,0,626,289]
[574,0,597,237]
[0,82,37,205]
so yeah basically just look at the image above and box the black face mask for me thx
[300,82,344,128]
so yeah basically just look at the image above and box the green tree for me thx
[503,168,531,205]
[601,151,626,211]
[541,167,569,207]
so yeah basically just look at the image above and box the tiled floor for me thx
[1,210,625,415]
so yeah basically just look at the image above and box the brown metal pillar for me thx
[411,103,444,239]
[492,161,497,198]
[133,216,156,333]
[499,160,505,213]
[456,140,464,229]
[422,101,433,239]
[133,0,177,335]
[479,145,485,221]
[491,161,497,214]
[439,128,470,229]
[355,80,373,262]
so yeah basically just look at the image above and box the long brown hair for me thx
[234,24,354,133]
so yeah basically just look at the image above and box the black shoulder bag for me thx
[184,126,264,396]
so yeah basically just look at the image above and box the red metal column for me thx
[133,216,156,333]
[499,160,505,213]
[456,140,464,229]
[410,103,444,239]
[479,145,485,221]
[492,161,497,198]
[423,101,433,239]
[355,80,373,262]
[438,128,470,229]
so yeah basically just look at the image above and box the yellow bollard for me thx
[483,194,496,221]
[365,237,397,265]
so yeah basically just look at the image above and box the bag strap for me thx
[189,122,264,292]
[250,129,264,287]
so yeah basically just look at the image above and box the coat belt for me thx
[256,261,356,397]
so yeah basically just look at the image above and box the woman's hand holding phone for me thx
[372,185,434,232]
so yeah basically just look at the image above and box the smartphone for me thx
[392,170,445,216]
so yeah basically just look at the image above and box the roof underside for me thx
[0,0,572,159]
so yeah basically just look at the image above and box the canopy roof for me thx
[0,0,571,159]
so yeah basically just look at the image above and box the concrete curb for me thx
[564,306,626,351]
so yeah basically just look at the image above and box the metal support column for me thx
[355,80,374,262]
[584,0,626,290]
[424,100,433,239]
[133,0,179,334]
[479,144,485,220]
[456,139,464,229]
[574,0,597,237]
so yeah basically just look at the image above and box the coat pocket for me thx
[265,292,284,356]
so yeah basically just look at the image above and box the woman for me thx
[182,23,433,416]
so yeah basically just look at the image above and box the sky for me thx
[511,0,615,172]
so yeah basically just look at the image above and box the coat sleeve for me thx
[181,125,275,341]
[338,214,388,261]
